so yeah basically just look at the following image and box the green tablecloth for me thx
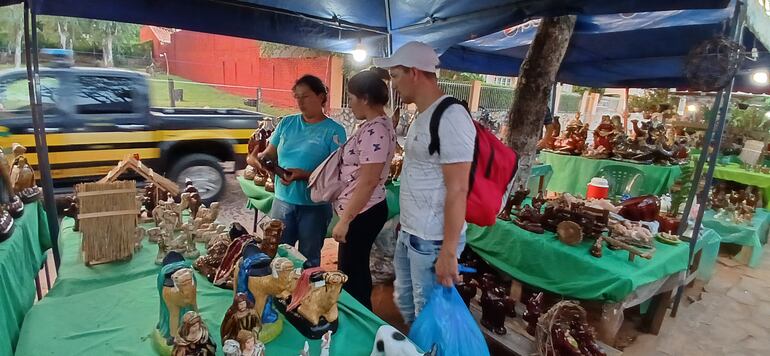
[0,202,50,356]
[701,208,770,268]
[711,163,770,209]
[237,176,275,214]
[238,175,401,220]
[14,217,386,356]
[466,220,689,302]
[539,151,682,197]
[694,228,722,281]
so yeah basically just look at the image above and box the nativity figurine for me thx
[221,293,262,345]
[172,311,217,356]
[282,269,348,339]
[155,252,199,349]
[480,283,515,335]
[537,116,561,150]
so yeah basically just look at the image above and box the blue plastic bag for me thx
[408,285,491,356]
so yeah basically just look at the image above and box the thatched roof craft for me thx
[98,155,180,196]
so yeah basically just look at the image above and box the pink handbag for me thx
[308,136,351,203]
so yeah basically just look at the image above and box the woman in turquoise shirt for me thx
[247,75,346,267]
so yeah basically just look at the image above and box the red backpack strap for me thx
[428,97,471,156]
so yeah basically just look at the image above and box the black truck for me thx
[0,66,269,202]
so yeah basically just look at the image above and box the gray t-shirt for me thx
[400,95,475,241]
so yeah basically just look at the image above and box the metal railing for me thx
[479,84,514,111]
[437,81,472,102]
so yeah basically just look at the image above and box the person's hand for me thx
[434,249,460,287]
[280,168,310,185]
[332,219,350,243]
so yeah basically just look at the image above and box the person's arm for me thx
[246,143,277,170]
[434,162,471,287]
[331,163,385,243]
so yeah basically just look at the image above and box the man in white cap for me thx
[374,41,475,324]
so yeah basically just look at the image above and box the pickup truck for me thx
[0,66,269,202]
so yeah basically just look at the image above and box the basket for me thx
[535,301,589,356]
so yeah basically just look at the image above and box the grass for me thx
[147,74,295,117]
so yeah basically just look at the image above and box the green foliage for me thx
[728,98,770,140]
[558,93,581,113]
[669,164,694,218]
[628,88,678,112]
[438,69,483,82]
[572,86,604,95]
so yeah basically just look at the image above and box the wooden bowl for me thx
[556,221,583,246]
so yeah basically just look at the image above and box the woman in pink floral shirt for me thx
[331,70,396,309]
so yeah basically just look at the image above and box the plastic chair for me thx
[594,165,645,201]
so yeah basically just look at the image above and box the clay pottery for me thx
[264,179,275,193]
[656,214,681,234]
[243,166,257,180]
[618,195,660,222]
[556,221,582,246]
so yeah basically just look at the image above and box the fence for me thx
[437,81,472,102]
[479,84,514,111]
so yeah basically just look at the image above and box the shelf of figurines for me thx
[539,113,690,166]
[499,186,692,263]
[0,143,43,243]
[708,184,760,226]
[458,250,620,356]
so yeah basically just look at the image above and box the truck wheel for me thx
[168,154,226,203]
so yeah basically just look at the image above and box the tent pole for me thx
[23,1,61,269]
[671,0,744,317]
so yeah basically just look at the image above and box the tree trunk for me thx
[57,21,68,49]
[505,16,576,189]
[103,34,114,67]
[13,29,22,68]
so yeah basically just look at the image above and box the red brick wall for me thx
[157,30,332,109]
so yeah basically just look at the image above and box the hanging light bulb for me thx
[752,70,769,85]
[352,42,367,62]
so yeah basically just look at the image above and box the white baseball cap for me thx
[373,41,439,73]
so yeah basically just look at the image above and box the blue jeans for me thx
[393,230,465,324]
[270,199,333,267]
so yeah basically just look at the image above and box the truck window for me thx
[75,75,135,114]
[0,76,59,116]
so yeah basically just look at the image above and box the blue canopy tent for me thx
[0,0,733,271]
[0,0,730,57]
[439,1,770,93]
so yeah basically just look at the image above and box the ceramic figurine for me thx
[213,234,257,287]
[537,116,560,150]
[254,174,268,187]
[243,166,257,181]
[264,178,275,192]
[590,237,603,258]
[480,284,515,335]
[184,178,199,194]
[232,244,291,343]
[388,148,404,182]
[4,194,23,219]
[260,219,284,258]
[511,185,530,211]
[513,205,545,234]
[283,269,348,339]
[569,320,607,356]
[456,274,478,307]
[155,252,198,347]
[194,237,230,284]
[10,144,35,194]
[0,208,14,242]
[498,193,515,221]
[588,115,615,158]
[523,292,544,336]
[552,114,587,155]
[221,293,262,345]
[532,191,546,211]
[171,311,217,356]
[188,192,203,221]
[222,339,241,356]
[234,330,265,356]
[62,196,79,231]
[194,202,221,230]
